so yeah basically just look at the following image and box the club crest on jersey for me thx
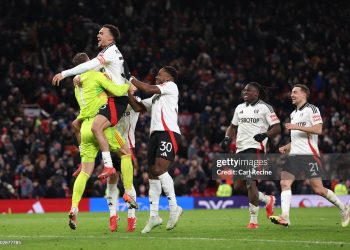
[239,110,243,114]
[254,110,259,114]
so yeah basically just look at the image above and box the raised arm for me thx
[52,58,102,86]
[130,76,160,95]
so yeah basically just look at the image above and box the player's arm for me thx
[52,58,102,86]
[97,73,130,96]
[285,123,322,135]
[129,76,160,95]
[128,92,147,113]
[221,124,237,150]
[221,106,240,149]
[254,107,281,142]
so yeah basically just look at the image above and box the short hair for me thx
[103,24,121,41]
[293,84,310,98]
[163,66,178,82]
[247,82,266,99]
[72,53,89,66]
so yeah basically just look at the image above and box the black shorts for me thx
[98,96,129,126]
[235,148,268,180]
[148,131,181,166]
[283,155,324,179]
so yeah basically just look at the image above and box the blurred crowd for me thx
[1,0,350,199]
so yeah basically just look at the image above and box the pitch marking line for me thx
[0,235,349,245]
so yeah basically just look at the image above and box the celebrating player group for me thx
[52,23,349,234]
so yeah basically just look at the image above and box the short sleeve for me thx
[156,81,178,95]
[141,97,153,112]
[231,108,239,126]
[265,106,280,126]
[310,108,323,125]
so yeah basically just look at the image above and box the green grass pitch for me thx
[0,208,349,250]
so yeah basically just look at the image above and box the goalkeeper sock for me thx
[107,183,118,217]
[72,171,90,208]
[326,189,345,211]
[159,172,177,215]
[127,185,137,218]
[249,203,259,224]
[149,179,161,217]
[258,191,270,205]
[281,190,292,218]
[102,151,113,168]
[121,154,133,190]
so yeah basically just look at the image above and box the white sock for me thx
[106,183,118,217]
[258,191,270,204]
[149,179,161,217]
[127,185,137,218]
[102,151,113,168]
[326,189,345,211]
[281,190,292,218]
[159,172,178,215]
[249,203,259,224]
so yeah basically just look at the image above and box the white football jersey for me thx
[115,98,140,148]
[141,81,181,135]
[289,103,323,156]
[231,100,280,153]
[97,42,128,95]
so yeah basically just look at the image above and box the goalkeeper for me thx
[67,53,137,232]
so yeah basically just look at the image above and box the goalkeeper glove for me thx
[253,133,267,142]
[220,136,232,150]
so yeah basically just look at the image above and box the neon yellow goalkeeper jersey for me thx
[74,70,130,120]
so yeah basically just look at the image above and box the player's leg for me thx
[92,114,116,178]
[109,128,137,209]
[72,118,82,177]
[69,121,98,230]
[141,133,163,234]
[69,162,94,230]
[235,180,275,218]
[310,178,349,227]
[270,171,294,226]
[94,97,128,179]
[246,180,259,228]
[126,185,137,232]
[153,132,182,230]
[106,173,119,232]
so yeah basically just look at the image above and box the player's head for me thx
[291,84,310,106]
[72,53,90,66]
[97,24,120,48]
[242,82,265,104]
[155,66,178,84]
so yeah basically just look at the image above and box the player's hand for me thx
[52,73,64,86]
[220,136,232,150]
[253,133,267,142]
[285,123,298,130]
[279,145,288,154]
[129,75,137,82]
[128,84,137,95]
[73,75,81,87]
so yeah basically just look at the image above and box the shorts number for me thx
[160,141,172,152]
[309,162,319,175]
